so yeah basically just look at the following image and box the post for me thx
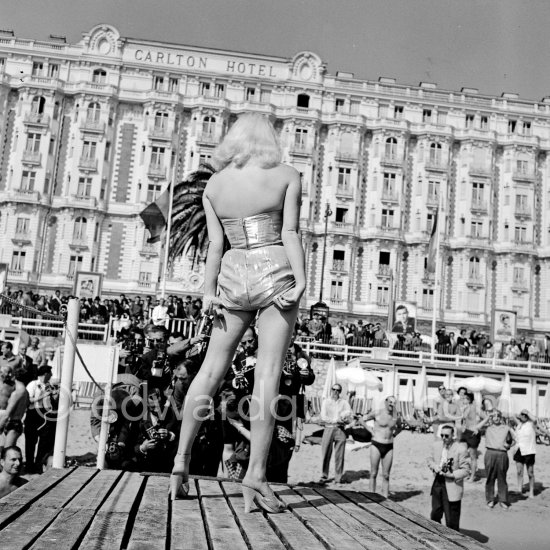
[319,202,332,302]
[430,194,443,363]
[52,298,79,468]
[96,345,119,470]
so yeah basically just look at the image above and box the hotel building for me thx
[1,24,550,337]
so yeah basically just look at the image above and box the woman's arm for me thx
[278,168,306,308]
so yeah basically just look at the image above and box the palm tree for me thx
[168,164,215,266]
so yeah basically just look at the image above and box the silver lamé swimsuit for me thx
[217,210,296,311]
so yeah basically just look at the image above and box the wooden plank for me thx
[274,485,365,550]
[0,468,97,550]
[295,486,399,550]
[79,472,145,550]
[197,479,248,550]
[357,492,485,550]
[127,475,169,550]
[339,490,468,550]
[29,470,123,550]
[221,481,286,550]
[171,479,209,550]
[0,467,75,528]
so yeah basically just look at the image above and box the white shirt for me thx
[320,397,352,424]
[516,421,537,456]
[26,379,51,410]
[152,305,169,326]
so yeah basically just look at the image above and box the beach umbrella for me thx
[336,367,383,389]
[414,364,428,410]
[322,356,337,399]
[452,376,503,394]
[497,372,513,417]
[405,378,414,403]
[540,382,550,419]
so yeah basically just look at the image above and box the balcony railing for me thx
[24,112,50,126]
[78,157,98,171]
[70,195,97,208]
[22,151,42,165]
[147,164,166,179]
[512,170,535,182]
[466,277,484,288]
[333,221,354,234]
[80,119,105,133]
[140,245,159,257]
[331,259,347,272]
[12,231,32,245]
[380,154,403,166]
[69,238,89,251]
[381,191,399,203]
[426,194,439,207]
[469,164,492,177]
[196,132,220,145]
[8,269,29,281]
[515,206,532,218]
[470,200,487,212]
[149,126,172,140]
[13,188,40,203]
[377,264,392,278]
[289,144,313,156]
[422,269,435,283]
[425,159,448,172]
[512,279,528,292]
[335,185,353,198]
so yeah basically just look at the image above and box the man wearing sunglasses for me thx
[319,383,352,484]
[427,424,471,531]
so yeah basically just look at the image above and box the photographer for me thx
[130,325,172,391]
[119,328,145,375]
[427,424,471,531]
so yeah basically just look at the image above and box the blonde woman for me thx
[170,114,305,514]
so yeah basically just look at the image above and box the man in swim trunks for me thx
[0,364,30,454]
[362,395,404,497]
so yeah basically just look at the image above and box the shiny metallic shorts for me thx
[217,245,295,311]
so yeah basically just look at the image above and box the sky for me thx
[2,0,550,101]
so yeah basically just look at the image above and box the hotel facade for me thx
[1,24,550,337]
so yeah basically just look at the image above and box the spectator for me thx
[0,446,28,499]
[16,343,36,386]
[26,337,45,369]
[517,337,529,361]
[514,409,537,498]
[528,341,539,363]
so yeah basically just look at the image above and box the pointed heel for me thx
[242,485,257,513]
[169,473,189,501]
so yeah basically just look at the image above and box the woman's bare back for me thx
[205,163,296,219]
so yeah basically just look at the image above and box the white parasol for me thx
[540,382,550,419]
[322,356,337,399]
[453,376,503,394]
[497,372,513,416]
[336,367,383,389]
[414,364,428,410]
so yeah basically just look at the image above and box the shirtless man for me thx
[433,388,462,439]
[0,446,28,499]
[459,392,480,481]
[0,365,29,454]
[362,396,404,497]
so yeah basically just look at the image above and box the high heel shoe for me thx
[170,454,191,501]
[242,484,286,514]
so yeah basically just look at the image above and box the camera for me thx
[151,350,167,378]
[440,458,454,474]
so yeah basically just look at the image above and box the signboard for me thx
[391,301,417,334]
[493,309,517,343]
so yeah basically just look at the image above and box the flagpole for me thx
[430,191,443,363]
[160,122,182,298]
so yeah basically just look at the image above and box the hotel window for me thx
[139,271,152,285]
[147,183,162,202]
[48,64,59,78]
[0,58,5,71]
[94,223,99,242]
[214,83,225,98]
[350,100,360,114]
[294,127,308,148]
[471,221,483,238]
[480,116,489,130]
[428,142,442,164]
[153,76,164,91]
[246,87,256,101]
[330,280,343,302]
[68,255,83,277]
[394,105,404,119]
[422,109,432,123]
[199,82,211,96]
[383,172,396,195]
[516,194,528,211]
[335,98,345,112]
[92,69,107,84]
[154,111,168,130]
[514,226,527,242]
[465,114,475,128]
[32,62,44,76]
[513,267,524,284]
[427,213,435,233]
[516,159,530,174]
[437,111,447,125]
[296,93,309,108]
[21,171,36,191]
[472,182,484,203]
[521,121,532,136]
[468,257,480,278]
[77,177,92,197]
[15,218,30,234]
[11,251,26,271]
[151,146,165,167]
[202,116,216,137]
[422,289,434,309]
[338,167,351,188]
[384,138,398,159]
[87,102,101,123]
[508,119,517,133]
[31,96,46,114]
[377,286,389,306]
[25,133,41,153]
[260,89,271,103]
[168,77,179,92]
[199,153,212,164]
[82,141,97,160]
[381,209,394,228]
[335,207,348,223]
[428,180,440,201]
[73,217,87,241]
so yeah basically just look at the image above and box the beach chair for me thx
[74,381,105,409]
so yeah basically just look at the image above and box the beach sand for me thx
[25,410,550,550]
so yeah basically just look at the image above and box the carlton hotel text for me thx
[1,25,550,335]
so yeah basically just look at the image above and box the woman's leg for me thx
[468,447,478,480]
[243,303,298,487]
[516,461,524,493]
[526,463,535,497]
[172,310,255,469]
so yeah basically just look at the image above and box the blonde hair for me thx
[212,113,281,169]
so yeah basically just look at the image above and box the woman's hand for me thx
[274,286,305,310]
[202,294,224,317]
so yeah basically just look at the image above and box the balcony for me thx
[425,159,448,173]
[334,149,359,161]
[422,269,435,284]
[22,151,42,166]
[196,132,220,146]
[289,144,313,157]
[139,244,159,258]
[511,279,529,293]
[8,269,29,282]
[376,264,392,279]
[361,226,403,240]
[80,119,105,134]
[512,170,535,183]
[78,157,98,172]
[148,126,173,141]
[380,154,403,167]
[469,164,492,178]
[23,112,50,127]
[69,238,89,252]
[466,277,484,289]
[12,232,32,246]
[426,194,439,208]
[330,259,347,273]
[470,200,488,213]
[329,297,347,309]
[514,206,532,219]
[332,221,355,235]
[335,185,354,199]
[147,164,166,179]
[381,191,399,204]
[70,195,97,209]
[13,188,40,203]
[138,280,153,288]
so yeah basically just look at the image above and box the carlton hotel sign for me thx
[127,46,284,79]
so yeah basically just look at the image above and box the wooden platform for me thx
[0,467,487,550]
